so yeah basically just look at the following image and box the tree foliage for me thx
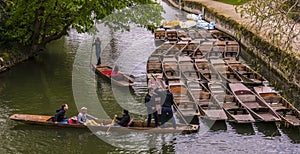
[236,0,300,51]
[0,0,163,49]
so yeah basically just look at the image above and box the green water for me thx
[0,1,299,153]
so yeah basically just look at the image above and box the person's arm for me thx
[86,114,97,120]
[77,113,84,124]
[145,95,151,108]
[54,113,59,122]
[170,93,175,105]
[116,116,122,121]
[54,110,64,123]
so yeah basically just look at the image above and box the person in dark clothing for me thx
[156,86,176,129]
[145,88,159,127]
[54,104,68,124]
[114,109,131,127]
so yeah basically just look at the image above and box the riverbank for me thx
[164,0,300,89]
[0,45,41,73]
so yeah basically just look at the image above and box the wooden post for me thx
[202,7,205,20]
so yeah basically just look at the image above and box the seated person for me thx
[54,104,68,124]
[114,109,130,127]
[78,107,88,124]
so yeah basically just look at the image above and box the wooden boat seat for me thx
[238,94,256,102]
[227,108,248,115]
[178,102,196,109]
[263,96,281,104]
[198,101,211,106]
[223,102,240,109]
[270,104,287,110]
[284,115,300,125]
[258,113,277,121]
[244,101,269,110]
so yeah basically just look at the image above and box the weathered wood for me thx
[10,114,199,134]
[209,82,255,123]
[229,83,281,122]
[254,86,300,127]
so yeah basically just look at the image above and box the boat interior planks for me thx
[254,86,300,127]
[229,83,281,122]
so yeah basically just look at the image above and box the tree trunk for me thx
[31,0,44,51]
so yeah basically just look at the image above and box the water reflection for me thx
[229,122,255,135]
[255,122,281,137]
[281,127,300,143]
[0,0,300,153]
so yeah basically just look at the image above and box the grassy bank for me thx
[215,0,248,5]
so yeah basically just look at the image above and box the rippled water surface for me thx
[0,1,299,153]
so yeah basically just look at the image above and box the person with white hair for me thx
[77,107,89,124]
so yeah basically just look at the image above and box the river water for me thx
[0,1,299,153]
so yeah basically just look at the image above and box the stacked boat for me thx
[149,27,300,127]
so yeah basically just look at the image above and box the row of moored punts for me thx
[148,27,300,127]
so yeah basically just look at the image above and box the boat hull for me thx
[10,114,199,134]
[229,83,281,122]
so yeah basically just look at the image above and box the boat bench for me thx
[244,101,269,110]
[238,94,256,102]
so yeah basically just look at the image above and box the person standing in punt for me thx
[93,37,102,66]
[156,86,176,129]
[53,104,68,124]
[145,88,159,128]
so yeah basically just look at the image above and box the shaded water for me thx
[0,1,299,153]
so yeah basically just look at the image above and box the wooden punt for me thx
[195,41,214,59]
[194,59,222,82]
[226,60,269,86]
[187,81,227,121]
[224,41,240,60]
[10,114,199,134]
[211,59,242,83]
[180,40,199,57]
[209,82,255,123]
[210,29,234,41]
[154,28,166,41]
[177,30,192,42]
[93,65,134,87]
[207,41,225,60]
[229,83,281,122]
[164,42,187,58]
[169,82,199,117]
[178,56,199,81]
[166,29,178,42]
[147,55,162,74]
[254,86,300,126]
[162,57,181,82]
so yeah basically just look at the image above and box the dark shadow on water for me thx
[201,120,227,131]
[280,126,300,143]
[229,122,255,135]
[255,122,281,137]
[11,123,92,134]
